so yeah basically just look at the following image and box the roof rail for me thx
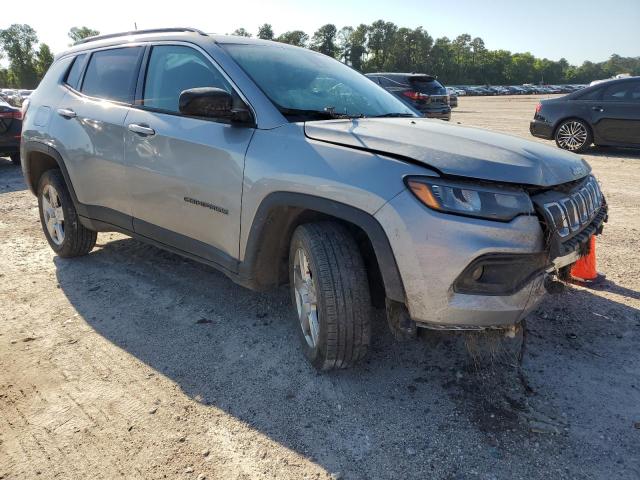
[74,27,208,45]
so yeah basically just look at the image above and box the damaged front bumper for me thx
[375,189,548,330]
[375,177,607,332]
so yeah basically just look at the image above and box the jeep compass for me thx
[21,28,607,370]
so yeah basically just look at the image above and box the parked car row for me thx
[0,88,33,107]
[363,75,593,121]
[455,84,587,96]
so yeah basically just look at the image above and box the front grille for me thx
[541,176,603,239]
[532,175,607,259]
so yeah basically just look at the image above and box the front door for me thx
[124,44,254,268]
[592,80,640,145]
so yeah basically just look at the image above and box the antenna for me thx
[134,22,138,31]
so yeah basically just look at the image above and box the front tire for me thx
[10,153,20,165]
[37,170,97,257]
[555,119,592,152]
[289,222,372,370]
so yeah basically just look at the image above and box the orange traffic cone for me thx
[569,236,604,285]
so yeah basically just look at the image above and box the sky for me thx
[1,0,638,65]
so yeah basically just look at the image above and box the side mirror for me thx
[178,87,253,125]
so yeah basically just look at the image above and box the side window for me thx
[143,45,233,113]
[64,54,87,90]
[602,82,631,102]
[81,47,143,103]
[576,87,602,101]
[629,82,640,102]
[368,76,380,84]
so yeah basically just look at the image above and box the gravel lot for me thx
[1,95,639,480]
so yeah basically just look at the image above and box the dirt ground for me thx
[1,95,639,480]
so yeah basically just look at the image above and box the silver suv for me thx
[21,28,607,370]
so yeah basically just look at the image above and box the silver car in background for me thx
[21,28,607,370]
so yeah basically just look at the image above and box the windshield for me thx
[223,44,417,121]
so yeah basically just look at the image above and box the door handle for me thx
[592,106,604,112]
[128,123,156,136]
[57,108,77,119]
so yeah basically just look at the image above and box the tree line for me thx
[0,25,99,89]
[238,21,639,85]
[1,21,638,89]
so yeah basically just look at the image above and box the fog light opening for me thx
[471,265,484,281]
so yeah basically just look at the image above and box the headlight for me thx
[406,177,534,222]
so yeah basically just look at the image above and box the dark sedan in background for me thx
[530,76,640,152]
[0,98,22,164]
[366,73,451,120]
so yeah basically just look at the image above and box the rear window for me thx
[602,81,640,102]
[81,47,143,103]
[64,54,87,90]
[410,78,446,95]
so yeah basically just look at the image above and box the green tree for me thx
[451,34,472,82]
[366,20,397,71]
[257,23,274,40]
[35,43,54,80]
[0,24,39,88]
[348,24,368,70]
[469,37,487,82]
[310,24,338,57]
[505,52,536,84]
[68,26,99,44]
[336,26,354,64]
[0,68,11,88]
[429,37,454,81]
[386,27,433,72]
[482,49,512,85]
[231,28,252,37]
[534,57,564,84]
[276,30,309,47]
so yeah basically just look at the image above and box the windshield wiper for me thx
[371,113,416,118]
[279,107,363,121]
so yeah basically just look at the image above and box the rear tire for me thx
[10,153,20,165]
[289,222,372,370]
[37,169,97,257]
[555,119,592,152]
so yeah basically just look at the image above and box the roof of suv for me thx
[56,27,301,60]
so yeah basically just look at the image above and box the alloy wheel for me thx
[42,184,65,245]
[556,121,588,151]
[293,247,319,348]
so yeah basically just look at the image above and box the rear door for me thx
[591,80,640,145]
[48,46,143,223]
[124,43,254,266]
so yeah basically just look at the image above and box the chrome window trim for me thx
[60,43,147,107]
[56,40,257,124]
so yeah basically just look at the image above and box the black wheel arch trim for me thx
[240,192,406,303]
[23,140,81,204]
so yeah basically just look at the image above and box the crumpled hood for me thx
[304,118,591,187]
